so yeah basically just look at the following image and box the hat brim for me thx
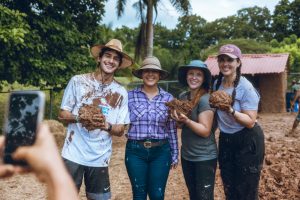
[132,67,169,80]
[90,45,133,69]
[217,53,238,59]
[178,66,211,88]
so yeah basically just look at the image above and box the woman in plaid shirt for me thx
[125,56,178,200]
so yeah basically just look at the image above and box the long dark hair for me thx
[215,59,242,106]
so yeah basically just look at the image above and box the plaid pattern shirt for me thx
[127,86,178,164]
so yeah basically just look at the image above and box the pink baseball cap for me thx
[218,44,242,59]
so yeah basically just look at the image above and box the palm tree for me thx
[116,0,190,60]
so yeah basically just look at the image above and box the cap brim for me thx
[132,68,169,80]
[90,45,133,69]
[178,66,211,88]
[217,53,238,59]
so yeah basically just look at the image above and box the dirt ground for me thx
[0,113,300,200]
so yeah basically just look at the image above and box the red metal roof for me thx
[205,54,289,76]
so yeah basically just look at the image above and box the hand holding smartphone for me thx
[3,91,45,166]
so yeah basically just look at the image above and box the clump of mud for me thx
[78,104,105,131]
[165,98,193,116]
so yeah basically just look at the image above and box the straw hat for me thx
[132,56,169,80]
[90,39,133,69]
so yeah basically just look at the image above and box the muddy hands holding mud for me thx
[209,90,232,111]
[165,99,193,116]
[78,104,105,131]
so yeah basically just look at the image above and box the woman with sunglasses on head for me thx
[171,60,217,200]
[214,44,265,200]
[125,56,178,200]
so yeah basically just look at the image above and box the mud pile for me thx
[259,136,300,199]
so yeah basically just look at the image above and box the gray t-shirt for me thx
[179,92,217,162]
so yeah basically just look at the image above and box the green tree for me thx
[0,5,31,84]
[201,6,272,44]
[201,38,271,60]
[174,14,207,62]
[0,0,106,88]
[272,35,300,72]
[272,0,292,41]
[116,0,190,59]
[236,6,272,41]
[289,0,300,37]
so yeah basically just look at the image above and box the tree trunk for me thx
[146,0,153,56]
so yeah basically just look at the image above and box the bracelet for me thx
[75,115,80,123]
[231,109,236,116]
[106,122,112,132]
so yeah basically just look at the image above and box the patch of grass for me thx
[0,93,9,134]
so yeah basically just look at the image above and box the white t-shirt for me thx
[215,76,260,134]
[61,73,129,167]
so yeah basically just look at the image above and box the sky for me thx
[103,0,280,29]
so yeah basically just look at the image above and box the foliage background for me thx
[0,0,300,127]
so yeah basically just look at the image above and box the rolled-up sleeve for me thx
[167,116,179,164]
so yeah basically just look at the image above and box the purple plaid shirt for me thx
[127,86,178,164]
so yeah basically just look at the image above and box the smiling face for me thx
[217,55,241,77]
[141,69,160,87]
[186,68,205,91]
[98,49,121,74]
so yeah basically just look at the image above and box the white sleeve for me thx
[60,77,77,112]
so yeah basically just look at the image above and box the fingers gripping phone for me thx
[3,91,45,166]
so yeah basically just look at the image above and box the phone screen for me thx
[3,91,44,165]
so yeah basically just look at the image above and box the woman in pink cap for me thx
[213,44,265,200]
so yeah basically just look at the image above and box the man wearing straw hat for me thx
[59,39,133,200]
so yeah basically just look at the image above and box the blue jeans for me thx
[125,140,172,200]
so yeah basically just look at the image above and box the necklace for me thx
[92,72,112,92]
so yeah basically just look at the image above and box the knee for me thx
[148,187,164,200]
[132,184,147,199]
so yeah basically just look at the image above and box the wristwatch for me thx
[75,115,80,123]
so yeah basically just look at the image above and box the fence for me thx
[0,89,61,131]
[0,81,186,131]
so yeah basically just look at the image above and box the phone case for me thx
[3,90,45,165]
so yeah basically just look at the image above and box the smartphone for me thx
[3,91,45,166]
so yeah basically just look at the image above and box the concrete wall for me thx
[258,72,287,113]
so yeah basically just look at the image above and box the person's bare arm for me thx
[103,122,127,137]
[229,108,257,129]
[58,109,77,124]
[180,110,214,138]
[291,90,300,108]
[171,109,214,138]
[13,124,79,200]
